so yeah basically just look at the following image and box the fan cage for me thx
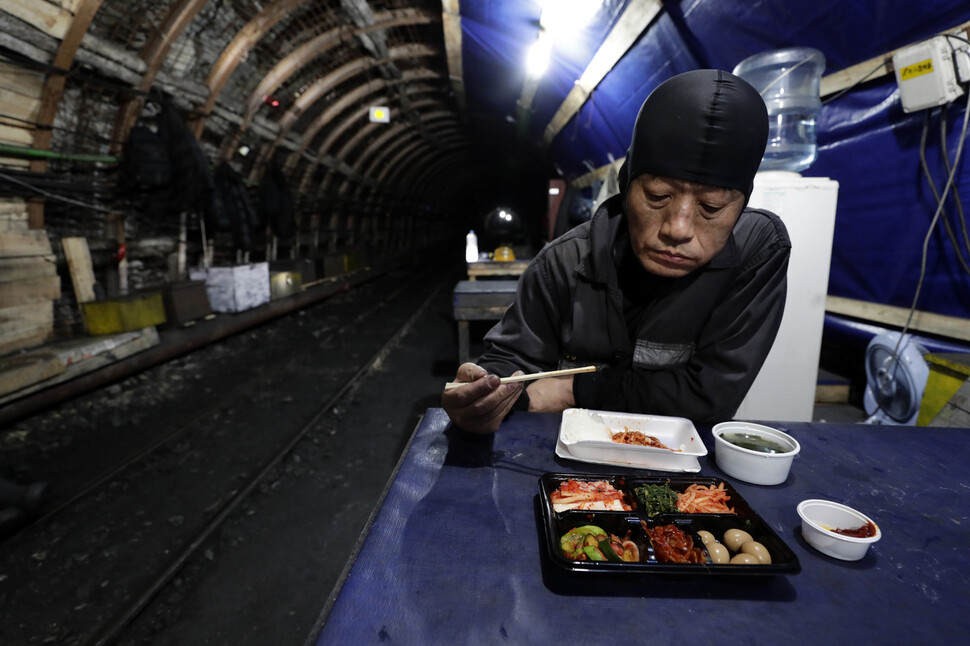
[866,345,917,422]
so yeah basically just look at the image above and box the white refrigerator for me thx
[733,171,839,422]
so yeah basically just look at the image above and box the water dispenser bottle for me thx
[733,47,826,173]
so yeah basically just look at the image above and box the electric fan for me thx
[863,332,930,425]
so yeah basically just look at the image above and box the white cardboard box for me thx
[188,263,270,313]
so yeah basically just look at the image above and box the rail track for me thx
[0,259,461,645]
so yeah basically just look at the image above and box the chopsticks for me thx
[444,365,596,390]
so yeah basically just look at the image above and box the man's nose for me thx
[660,198,694,242]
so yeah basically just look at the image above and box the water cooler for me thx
[734,171,839,422]
[731,47,836,421]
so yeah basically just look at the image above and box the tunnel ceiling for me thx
[4,0,968,229]
[76,0,570,222]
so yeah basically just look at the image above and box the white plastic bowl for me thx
[797,499,881,561]
[712,421,799,485]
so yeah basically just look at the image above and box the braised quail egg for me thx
[740,540,772,564]
[723,528,753,552]
[696,530,716,546]
[729,552,759,565]
[707,541,730,564]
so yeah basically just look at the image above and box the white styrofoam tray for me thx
[556,408,706,472]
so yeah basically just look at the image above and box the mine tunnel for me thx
[2,2,970,644]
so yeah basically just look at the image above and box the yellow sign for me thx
[899,58,934,82]
[369,106,390,123]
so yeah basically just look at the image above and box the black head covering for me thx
[620,69,768,200]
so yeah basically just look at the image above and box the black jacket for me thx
[477,194,791,424]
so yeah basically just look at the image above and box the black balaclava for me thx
[619,69,768,202]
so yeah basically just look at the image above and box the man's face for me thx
[625,174,745,278]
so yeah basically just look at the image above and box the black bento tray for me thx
[538,472,800,575]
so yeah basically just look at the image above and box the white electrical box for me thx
[893,35,965,112]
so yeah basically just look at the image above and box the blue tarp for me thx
[459,0,970,321]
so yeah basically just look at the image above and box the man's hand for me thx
[441,363,524,434]
[526,376,575,413]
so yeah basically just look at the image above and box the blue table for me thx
[317,409,970,644]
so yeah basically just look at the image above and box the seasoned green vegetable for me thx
[633,483,679,517]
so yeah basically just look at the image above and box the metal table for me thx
[316,409,970,644]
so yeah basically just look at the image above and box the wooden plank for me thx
[0,122,33,146]
[0,274,61,308]
[543,0,662,146]
[0,198,29,214]
[0,90,41,122]
[0,301,54,355]
[0,213,29,232]
[826,296,970,343]
[0,118,38,145]
[572,159,625,190]
[61,236,96,303]
[0,353,63,397]
[0,0,73,39]
[467,260,529,280]
[0,230,53,257]
[0,62,45,102]
[0,255,56,281]
[0,301,52,332]
[441,0,465,113]
[0,326,53,356]
[820,21,970,98]
[0,327,160,405]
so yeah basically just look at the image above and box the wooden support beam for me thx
[195,0,311,137]
[542,0,662,147]
[820,20,970,98]
[441,0,466,113]
[826,296,970,344]
[27,0,105,229]
[110,0,209,152]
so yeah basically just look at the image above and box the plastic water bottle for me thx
[734,48,826,173]
[465,230,478,263]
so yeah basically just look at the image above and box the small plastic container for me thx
[733,47,826,173]
[559,408,707,472]
[797,499,881,561]
[465,230,478,263]
[712,421,800,485]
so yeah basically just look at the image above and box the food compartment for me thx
[641,516,798,570]
[549,514,648,569]
[629,475,751,518]
[540,473,637,514]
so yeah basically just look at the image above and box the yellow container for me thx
[270,271,302,300]
[917,353,970,426]
[81,291,166,335]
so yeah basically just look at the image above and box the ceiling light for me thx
[526,35,552,77]
[539,0,601,37]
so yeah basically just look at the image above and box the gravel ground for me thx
[0,258,465,645]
